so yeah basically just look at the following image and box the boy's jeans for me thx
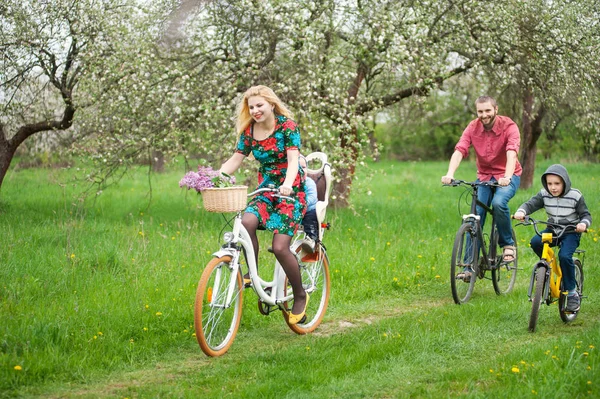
[476,175,520,248]
[302,209,319,241]
[530,230,581,291]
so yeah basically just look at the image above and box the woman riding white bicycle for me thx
[218,85,309,324]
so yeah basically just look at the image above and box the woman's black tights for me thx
[243,213,307,315]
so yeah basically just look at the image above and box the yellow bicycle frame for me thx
[541,232,566,299]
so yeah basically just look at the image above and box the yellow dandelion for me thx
[590,345,595,349]
[545,350,551,355]
[306,346,311,351]
[386,242,390,246]
[435,275,441,279]
[489,369,494,373]
[138,231,144,236]
[511,367,520,373]
[588,381,592,385]
[520,360,526,365]
[382,333,388,337]
[98,332,103,336]
[417,255,422,258]
[552,355,558,360]
[155,312,163,316]
[584,352,589,356]
[140,212,144,216]
[171,237,175,240]
[70,253,75,259]
[145,304,149,309]
[14,365,22,371]
[370,257,375,261]
[393,277,398,281]
[192,333,196,337]
[184,329,188,333]
[143,327,148,331]
[587,366,591,370]
[532,390,537,395]
[129,338,134,343]
[93,335,97,340]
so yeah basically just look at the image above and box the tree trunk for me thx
[152,150,165,173]
[332,126,359,208]
[0,125,17,194]
[519,88,546,190]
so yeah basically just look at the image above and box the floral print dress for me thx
[235,115,307,236]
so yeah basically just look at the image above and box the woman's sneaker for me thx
[566,293,580,312]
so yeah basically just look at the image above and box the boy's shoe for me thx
[566,293,580,312]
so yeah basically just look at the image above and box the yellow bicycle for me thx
[515,217,586,332]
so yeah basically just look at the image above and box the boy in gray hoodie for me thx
[514,164,592,312]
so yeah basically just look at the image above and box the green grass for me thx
[1,160,599,398]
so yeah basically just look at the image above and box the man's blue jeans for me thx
[476,175,520,248]
[530,229,581,291]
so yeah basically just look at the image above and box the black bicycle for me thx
[445,180,518,304]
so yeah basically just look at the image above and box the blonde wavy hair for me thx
[236,85,294,134]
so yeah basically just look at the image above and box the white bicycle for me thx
[194,152,333,357]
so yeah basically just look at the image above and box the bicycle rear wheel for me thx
[529,266,546,332]
[283,242,331,334]
[492,228,518,295]
[559,259,584,323]
[450,223,478,304]
[194,255,244,357]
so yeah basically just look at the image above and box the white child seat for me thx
[304,152,332,241]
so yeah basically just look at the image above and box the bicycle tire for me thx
[529,266,546,332]
[450,223,478,304]
[283,243,331,334]
[559,259,584,323]
[492,228,518,295]
[194,255,244,357]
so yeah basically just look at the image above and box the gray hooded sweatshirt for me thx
[517,164,592,229]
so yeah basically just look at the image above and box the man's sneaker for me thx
[566,293,581,312]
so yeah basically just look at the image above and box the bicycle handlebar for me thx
[443,179,501,188]
[248,185,295,201]
[512,215,579,239]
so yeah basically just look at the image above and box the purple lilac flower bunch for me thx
[179,166,236,192]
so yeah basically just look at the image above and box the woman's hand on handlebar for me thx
[279,185,293,196]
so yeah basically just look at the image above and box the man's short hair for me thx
[475,96,497,108]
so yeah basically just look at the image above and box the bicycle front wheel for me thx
[194,255,244,357]
[450,223,478,304]
[559,258,584,323]
[284,243,331,334]
[492,228,518,295]
[529,266,546,332]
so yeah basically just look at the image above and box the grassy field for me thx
[1,159,599,398]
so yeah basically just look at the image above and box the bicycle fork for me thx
[210,249,243,310]
[528,262,550,303]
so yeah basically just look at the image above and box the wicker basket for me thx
[201,186,248,213]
